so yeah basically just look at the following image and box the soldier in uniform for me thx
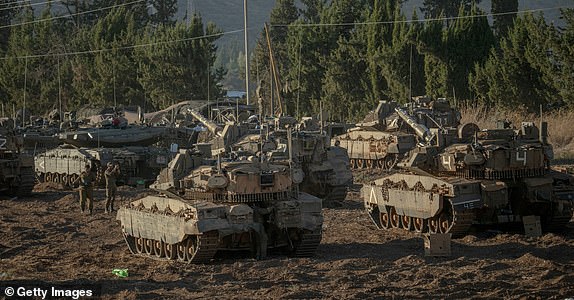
[253,206,273,259]
[76,164,95,214]
[104,162,120,213]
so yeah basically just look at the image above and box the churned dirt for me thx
[1,180,573,299]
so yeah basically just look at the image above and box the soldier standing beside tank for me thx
[104,162,120,213]
[75,164,95,214]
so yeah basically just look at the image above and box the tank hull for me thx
[363,172,574,237]
[117,192,323,263]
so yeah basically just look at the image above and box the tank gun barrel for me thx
[188,108,223,137]
[395,107,434,144]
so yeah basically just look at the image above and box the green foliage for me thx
[136,16,224,110]
[469,14,555,109]
[491,0,518,38]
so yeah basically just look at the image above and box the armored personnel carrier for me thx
[0,118,35,196]
[333,96,460,169]
[35,146,170,187]
[117,148,323,263]
[362,108,574,236]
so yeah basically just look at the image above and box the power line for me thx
[270,5,574,27]
[0,0,146,29]
[0,28,246,60]
[0,0,63,12]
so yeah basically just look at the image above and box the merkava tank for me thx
[362,107,574,236]
[0,118,35,196]
[188,110,353,202]
[117,144,323,263]
[332,96,461,169]
[230,116,353,202]
[35,146,170,187]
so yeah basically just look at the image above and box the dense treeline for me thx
[1,0,573,121]
[0,0,224,115]
[252,0,574,121]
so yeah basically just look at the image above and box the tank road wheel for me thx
[357,159,364,169]
[428,217,440,233]
[389,207,400,228]
[350,159,357,169]
[144,238,154,255]
[366,160,374,169]
[61,174,69,186]
[379,207,391,230]
[401,215,412,231]
[53,173,60,183]
[69,174,78,186]
[45,173,52,183]
[164,243,176,260]
[383,154,398,170]
[413,217,426,233]
[438,213,453,233]
[135,237,144,253]
[153,240,165,258]
[184,238,198,262]
[177,243,187,261]
[377,159,385,169]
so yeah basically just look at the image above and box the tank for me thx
[362,109,574,236]
[332,97,461,169]
[268,128,353,202]
[117,155,323,263]
[35,146,170,187]
[0,118,35,196]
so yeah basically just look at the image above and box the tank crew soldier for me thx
[104,162,120,213]
[74,164,95,214]
[253,206,273,259]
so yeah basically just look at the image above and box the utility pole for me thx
[244,0,250,105]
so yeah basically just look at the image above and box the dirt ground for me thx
[1,180,574,299]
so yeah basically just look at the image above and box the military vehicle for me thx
[332,96,461,169]
[35,146,171,187]
[117,145,323,263]
[0,118,35,197]
[186,108,353,202]
[362,107,574,236]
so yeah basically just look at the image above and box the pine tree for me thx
[469,14,555,109]
[148,0,178,25]
[491,0,518,38]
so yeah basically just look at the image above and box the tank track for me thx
[542,202,574,232]
[368,203,474,238]
[123,231,219,264]
[293,230,322,257]
[16,167,35,197]
[350,154,397,170]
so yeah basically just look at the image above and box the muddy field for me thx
[1,181,574,299]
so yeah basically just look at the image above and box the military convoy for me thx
[0,118,35,197]
[117,144,323,263]
[362,105,574,236]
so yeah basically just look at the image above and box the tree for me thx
[0,0,22,53]
[148,0,177,25]
[421,0,480,20]
[491,0,518,38]
[419,4,495,100]
[136,16,225,110]
[469,14,555,109]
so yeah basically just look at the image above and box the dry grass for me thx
[459,103,574,160]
